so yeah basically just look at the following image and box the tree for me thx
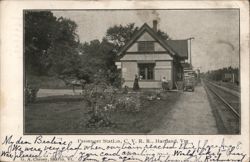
[25,11,81,77]
[25,11,57,75]
[105,23,170,56]
[77,23,171,86]
[105,23,139,53]
[157,29,170,40]
[46,18,80,76]
[78,38,117,83]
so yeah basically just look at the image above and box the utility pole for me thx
[188,37,195,68]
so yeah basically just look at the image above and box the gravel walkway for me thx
[151,83,218,134]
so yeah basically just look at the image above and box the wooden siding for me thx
[154,42,166,51]
[123,80,162,88]
[121,60,174,89]
[120,54,173,61]
[127,42,166,52]
[121,62,137,81]
[137,31,155,41]
[126,31,166,53]
[127,43,137,52]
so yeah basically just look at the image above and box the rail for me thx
[207,80,240,97]
[204,80,240,118]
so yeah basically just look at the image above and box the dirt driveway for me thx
[151,83,218,134]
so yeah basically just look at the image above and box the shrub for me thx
[115,95,139,112]
[82,83,140,128]
[25,84,39,104]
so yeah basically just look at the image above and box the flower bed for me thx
[82,84,140,128]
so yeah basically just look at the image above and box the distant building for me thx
[116,20,189,89]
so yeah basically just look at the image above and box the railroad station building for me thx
[116,20,189,89]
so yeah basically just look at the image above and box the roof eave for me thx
[117,23,177,58]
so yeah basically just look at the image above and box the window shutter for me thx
[138,42,154,52]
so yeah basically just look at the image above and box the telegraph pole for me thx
[188,37,195,68]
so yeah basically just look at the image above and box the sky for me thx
[53,10,239,72]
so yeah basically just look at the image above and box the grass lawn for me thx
[25,91,180,134]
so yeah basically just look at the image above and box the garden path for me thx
[37,89,82,97]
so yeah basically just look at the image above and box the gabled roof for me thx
[117,23,176,56]
[166,40,188,59]
[117,23,189,60]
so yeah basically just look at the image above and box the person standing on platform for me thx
[162,76,168,91]
[133,74,140,91]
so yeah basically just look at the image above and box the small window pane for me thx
[148,66,154,80]
[139,68,146,79]
[138,63,155,80]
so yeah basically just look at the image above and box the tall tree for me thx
[78,38,117,83]
[25,11,81,77]
[25,11,57,75]
[105,23,139,54]
[46,17,80,76]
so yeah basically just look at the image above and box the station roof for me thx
[117,23,189,59]
[165,40,188,59]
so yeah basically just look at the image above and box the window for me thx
[138,42,154,52]
[138,63,155,80]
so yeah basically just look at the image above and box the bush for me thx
[82,83,140,128]
[115,95,139,112]
[25,84,39,104]
[25,76,40,104]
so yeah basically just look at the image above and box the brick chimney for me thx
[153,20,158,32]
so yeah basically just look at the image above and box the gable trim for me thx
[118,23,176,57]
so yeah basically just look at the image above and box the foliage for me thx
[78,39,119,86]
[83,90,140,128]
[46,40,80,76]
[25,83,40,104]
[80,40,115,72]
[204,66,239,84]
[25,11,57,75]
[82,82,115,128]
[115,95,139,112]
[25,12,171,88]
[26,75,67,89]
[25,11,81,77]
[78,23,171,87]
[105,23,170,54]
[105,23,139,53]
[82,71,140,128]
[157,29,170,40]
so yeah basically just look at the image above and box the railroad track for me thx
[203,79,240,134]
[204,80,240,118]
[214,81,240,92]
[207,81,240,97]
